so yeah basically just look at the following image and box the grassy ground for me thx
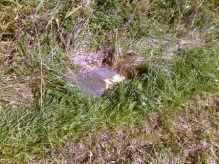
[0,0,219,163]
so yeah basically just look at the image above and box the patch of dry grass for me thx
[60,95,219,163]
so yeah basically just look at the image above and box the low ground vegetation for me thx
[0,0,219,163]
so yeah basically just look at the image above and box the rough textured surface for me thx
[68,68,125,98]
[66,50,106,71]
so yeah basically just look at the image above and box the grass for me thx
[0,0,219,163]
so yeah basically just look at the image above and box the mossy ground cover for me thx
[0,0,219,163]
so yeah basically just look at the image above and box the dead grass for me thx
[65,50,106,71]
[135,30,206,60]
[66,32,206,79]
[57,94,219,163]
[0,74,34,105]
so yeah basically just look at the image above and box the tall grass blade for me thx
[35,0,45,14]
[65,6,82,19]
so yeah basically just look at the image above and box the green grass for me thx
[0,0,219,163]
[1,47,218,163]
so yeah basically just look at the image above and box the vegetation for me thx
[0,0,219,163]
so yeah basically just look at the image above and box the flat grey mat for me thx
[67,68,125,98]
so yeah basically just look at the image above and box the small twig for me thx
[34,23,43,109]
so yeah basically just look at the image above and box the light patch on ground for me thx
[65,48,146,79]
[0,79,34,105]
[65,50,106,71]
[135,31,205,59]
[104,74,125,89]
